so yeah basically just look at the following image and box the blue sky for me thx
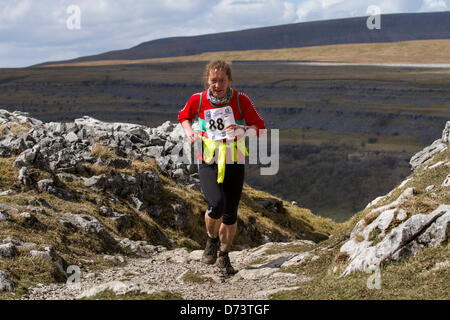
[0,0,448,68]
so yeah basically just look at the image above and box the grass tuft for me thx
[90,141,116,161]
[81,289,184,300]
[181,270,214,284]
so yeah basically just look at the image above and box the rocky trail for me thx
[23,240,316,300]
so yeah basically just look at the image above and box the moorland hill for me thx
[40,11,450,66]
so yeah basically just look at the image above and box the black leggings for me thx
[199,162,245,225]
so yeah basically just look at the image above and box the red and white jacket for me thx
[178,88,265,138]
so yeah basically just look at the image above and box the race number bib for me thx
[204,106,236,141]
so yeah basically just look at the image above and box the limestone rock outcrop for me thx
[340,121,450,276]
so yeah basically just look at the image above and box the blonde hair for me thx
[203,60,233,88]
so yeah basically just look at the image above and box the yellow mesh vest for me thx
[201,136,249,183]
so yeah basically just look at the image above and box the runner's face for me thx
[208,69,231,99]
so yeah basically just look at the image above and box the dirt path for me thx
[22,241,315,300]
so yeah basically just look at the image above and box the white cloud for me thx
[0,0,31,22]
[0,0,448,67]
[163,0,207,11]
[295,0,430,22]
[420,0,448,11]
[206,0,299,30]
[282,1,298,21]
[321,0,344,8]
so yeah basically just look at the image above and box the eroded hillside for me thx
[0,111,448,300]
[0,109,335,298]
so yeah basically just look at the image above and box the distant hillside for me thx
[40,11,450,66]
[42,39,450,67]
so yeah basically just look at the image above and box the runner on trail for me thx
[178,60,265,275]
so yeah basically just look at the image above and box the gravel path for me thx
[22,241,315,300]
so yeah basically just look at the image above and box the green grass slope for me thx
[270,146,449,300]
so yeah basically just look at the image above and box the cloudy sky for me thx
[0,0,448,68]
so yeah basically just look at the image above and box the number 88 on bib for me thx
[204,106,236,141]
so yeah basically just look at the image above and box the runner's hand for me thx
[225,124,245,140]
[185,127,196,144]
